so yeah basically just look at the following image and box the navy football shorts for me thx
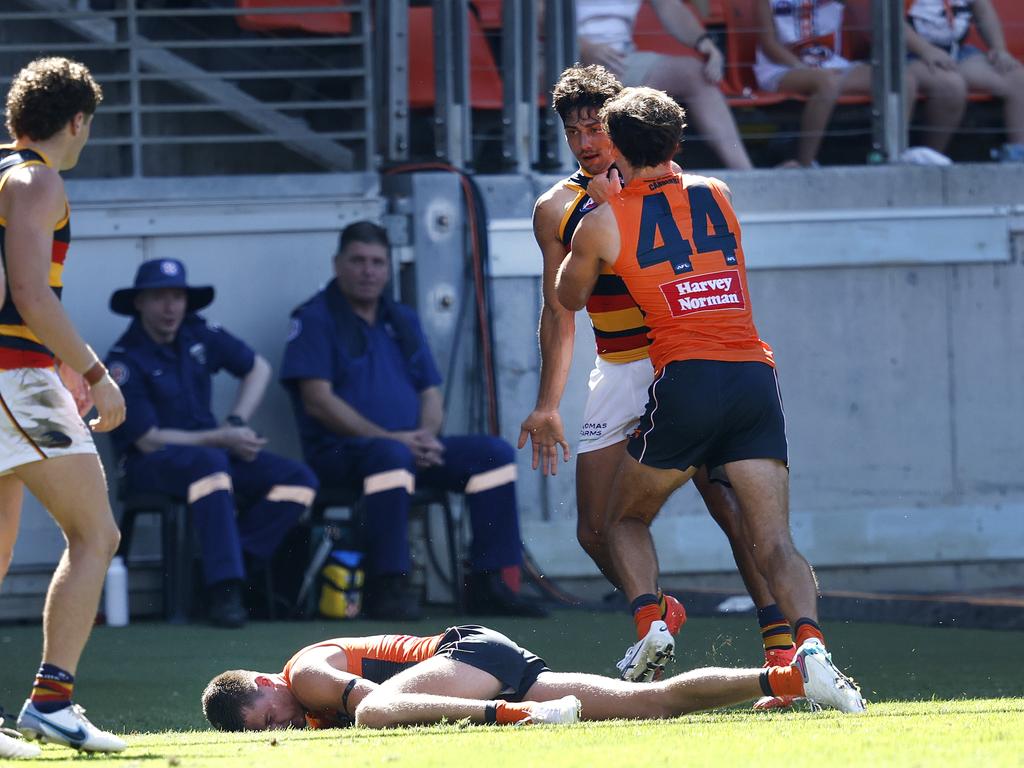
[627,359,789,473]
[434,625,549,701]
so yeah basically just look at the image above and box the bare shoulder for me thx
[571,201,617,256]
[289,644,349,678]
[533,180,574,233]
[1,162,66,220]
[684,173,732,202]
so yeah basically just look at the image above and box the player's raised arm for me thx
[518,191,576,475]
[557,205,618,311]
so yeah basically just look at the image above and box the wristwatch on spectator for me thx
[693,32,715,58]
[225,414,247,427]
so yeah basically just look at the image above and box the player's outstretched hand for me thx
[87,374,126,432]
[518,409,570,476]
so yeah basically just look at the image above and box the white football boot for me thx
[17,700,127,753]
[616,620,675,683]
[0,728,41,759]
[524,695,582,725]
[794,639,867,714]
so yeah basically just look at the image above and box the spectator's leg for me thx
[422,435,522,573]
[230,452,317,562]
[907,59,967,154]
[775,68,843,166]
[129,446,243,587]
[642,56,754,170]
[958,55,1024,144]
[313,439,416,576]
[0,475,23,584]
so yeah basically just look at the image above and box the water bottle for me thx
[104,556,129,627]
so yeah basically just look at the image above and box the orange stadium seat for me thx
[722,0,870,106]
[235,0,351,35]
[633,2,703,61]
[407,6,504,110]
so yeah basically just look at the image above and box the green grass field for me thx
[2,611,1022,766]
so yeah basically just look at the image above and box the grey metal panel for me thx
[432,0,471,167]
[376,0,411,163]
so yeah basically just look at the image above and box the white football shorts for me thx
[0,366,96,476]
[577,355,654,455]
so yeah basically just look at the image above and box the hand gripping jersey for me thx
[606,173,773,373]
[559,169,651,364]
[0,146,71,370]
[281,633,444,728]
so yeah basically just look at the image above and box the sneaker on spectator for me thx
[993,142,1024,163]
[899,146,953,166]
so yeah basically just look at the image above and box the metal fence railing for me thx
[1,0,373,177]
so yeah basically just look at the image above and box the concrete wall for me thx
[4,164,1023,609]
[468,165,1024,589]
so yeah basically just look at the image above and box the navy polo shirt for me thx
[279,289,442,459]
[105,314,256,456]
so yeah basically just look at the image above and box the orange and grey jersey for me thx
[0,146,70,370]
[282,633,445,729]
[558,169,651,364]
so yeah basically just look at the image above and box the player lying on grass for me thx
[202,624,865,731]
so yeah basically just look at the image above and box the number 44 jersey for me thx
[606,172,774,373]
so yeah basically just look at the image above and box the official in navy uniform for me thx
[280,221,544,621]
[105,259,318,628]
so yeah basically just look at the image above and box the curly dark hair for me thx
[202,671,258,732]
[5,57,103,141]
[551,64,622,122]
[600,87,686,169]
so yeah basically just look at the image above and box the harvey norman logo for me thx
[660,269,745,318]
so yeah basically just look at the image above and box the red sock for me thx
[491,701,532,724]
[764,666,805,698]
[794,618,825,647]
[633,604,662,640]
[500,565,521,593]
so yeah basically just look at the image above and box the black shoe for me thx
[362,574,422,621]
[465,571,548,618]
[207,579,247,628]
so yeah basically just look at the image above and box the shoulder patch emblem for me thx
[189,342,207,366]
[286,317,302,342]
[109,361,129,386]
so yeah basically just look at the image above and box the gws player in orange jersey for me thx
[201,623,864,732]
[520,66,798,698]
[556,86,864,712]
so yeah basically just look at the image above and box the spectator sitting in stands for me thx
[105,259,318,629]
[755,0,918,167]
[279,221,546,621]
[907,0,1024,162]
[575,0,754,169]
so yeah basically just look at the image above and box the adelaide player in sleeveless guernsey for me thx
[558,168,649,364]
[0,146,70,370]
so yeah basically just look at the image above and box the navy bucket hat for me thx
[109,259,215,316]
